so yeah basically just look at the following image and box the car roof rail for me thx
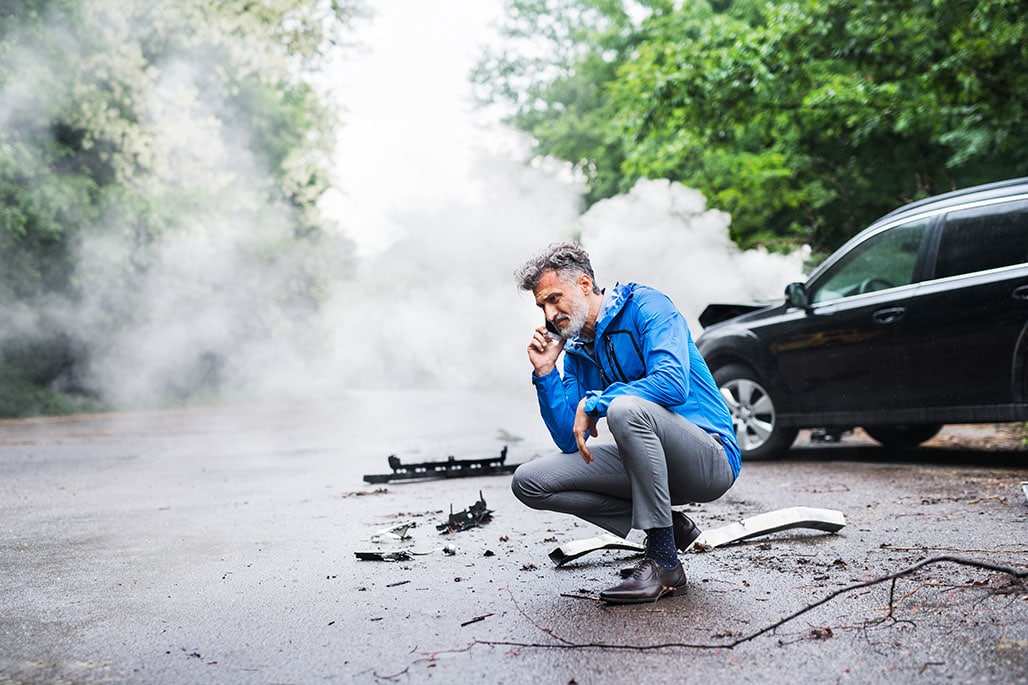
[879,176,1028,221]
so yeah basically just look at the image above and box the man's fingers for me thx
[574,430,593,463]
[579,446,593,464]
[582,427,596,462]
[528,329,564,355]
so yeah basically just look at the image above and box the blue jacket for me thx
[532,282,742,478]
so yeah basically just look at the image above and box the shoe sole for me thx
[599,584,687,605]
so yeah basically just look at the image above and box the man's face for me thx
[533,270,591,340]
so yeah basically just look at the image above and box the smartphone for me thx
[544,319,561,341]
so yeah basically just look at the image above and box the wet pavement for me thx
[1,390,1026,684]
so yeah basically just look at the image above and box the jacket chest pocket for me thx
[600,330,646,383]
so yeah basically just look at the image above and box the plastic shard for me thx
[437,491,493,534]
[549,506,847,566]
[548,534,645,566]
[354,550,413,562]
[694,506,847,549]
[369,520,417,543]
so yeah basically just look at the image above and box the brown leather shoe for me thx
[600,558,687,604]
[672,510,701,551]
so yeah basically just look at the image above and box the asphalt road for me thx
[1,390,1026,684]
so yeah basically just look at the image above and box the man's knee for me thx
[606,395,653,432]
[511,463,545,508]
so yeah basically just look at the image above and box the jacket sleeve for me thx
[582,292,690,417]
[532,357,584,454]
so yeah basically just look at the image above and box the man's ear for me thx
[578,274,593,294]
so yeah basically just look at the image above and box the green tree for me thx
[473,0,651,205]
[0,0,365,416]
[476,0,1027,251]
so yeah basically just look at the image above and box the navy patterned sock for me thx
[645,526,679,569]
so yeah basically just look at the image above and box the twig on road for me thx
[461,613,495,627]
[881,543,1028,554]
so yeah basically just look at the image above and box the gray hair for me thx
[515,241,601,293]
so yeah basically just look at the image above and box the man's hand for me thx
[527,325,564,376]
[574,398,598,464]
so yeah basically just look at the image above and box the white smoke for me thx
[580,179,808,335]
[281,145,588,396]
[302,170,806,395]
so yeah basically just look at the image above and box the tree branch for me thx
[470,555,1027,653]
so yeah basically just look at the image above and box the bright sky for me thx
[320,0,509,255]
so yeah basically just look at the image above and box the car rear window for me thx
[935,200,1028,279]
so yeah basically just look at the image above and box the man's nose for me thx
[543,304,558,321]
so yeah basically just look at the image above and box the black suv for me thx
[696,177,1028,459]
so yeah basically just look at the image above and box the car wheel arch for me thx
[712,361,798,460]
[704,346,793,415]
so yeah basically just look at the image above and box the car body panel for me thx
[773,288,914,414]
[903,266,1028,408]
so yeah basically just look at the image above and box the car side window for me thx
[934,200,1028,279]
[809,221,928,304]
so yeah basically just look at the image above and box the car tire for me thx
[863,423,943,448]
[714,363,797,460]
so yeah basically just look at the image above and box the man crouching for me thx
[512,241,740,604]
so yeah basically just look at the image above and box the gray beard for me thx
[559,294,591,341]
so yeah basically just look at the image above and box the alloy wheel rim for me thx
[720,378,776,452]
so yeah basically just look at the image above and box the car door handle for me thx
[1013,285,1028,301]
[872,307,906,325]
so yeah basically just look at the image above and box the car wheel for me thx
[714,364,797,460]
[863,423,943,448]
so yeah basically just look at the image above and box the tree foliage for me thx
[475,0,1028,251]
[0,0,365,416]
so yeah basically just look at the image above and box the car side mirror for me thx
[785,282,810,310]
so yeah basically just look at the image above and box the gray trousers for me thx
[511,395,736,538]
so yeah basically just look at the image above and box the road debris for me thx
[354,502,467,562]
[341,487,389,497]
[549,507,847,566]
[370,521,417,543]
[693,507,846,548]
[881,543,1028,554]
[362,545,459,559]
[354,550,413,562]
[363,447,520,484]
[437,492,493,534]
[460,613,494,627]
